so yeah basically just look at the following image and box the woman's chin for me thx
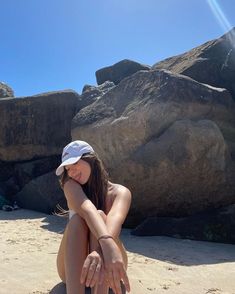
[72,177,82,184]
[72,176,88,185]
[77,178,87,185]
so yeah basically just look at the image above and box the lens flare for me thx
[207,0,234,48]
[207,0,232,32]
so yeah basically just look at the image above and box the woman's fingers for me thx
[103,271,110,287]
[85,258,100,287]
[89,259,102,288]
[107,269,115,291]
[80,256,91,284]
[105,265,130,294]
[120,267,130,292]
[99,265,105,285]
[112,270,122,294]
[80,252,104,287]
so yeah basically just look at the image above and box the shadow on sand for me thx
[120,228,235,266]
[49,282,125,294]
[1,209,235,267]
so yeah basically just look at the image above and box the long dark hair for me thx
[56,152,109,216]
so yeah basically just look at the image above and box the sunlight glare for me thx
[207,0,234,47]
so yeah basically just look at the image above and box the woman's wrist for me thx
[98,234,114,242]
[98,235,116,249]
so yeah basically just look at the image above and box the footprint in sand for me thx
[165,266,179,271]
[205,288,221,293]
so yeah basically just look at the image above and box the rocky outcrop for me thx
[72,69,235,226]
[0,90,79,162]
[153,28,235,100]
[14,156,60,189]
[78,81,116,109]
[0,160,15,182]
[95,59,150,85]
[0,82,14,98]
[2,30,235,230]
[82,81,115,94]
[0,90,80,209]
[131,204,235,244]
[14,171,67,214]
[0,156,62,205]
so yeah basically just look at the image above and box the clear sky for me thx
[1,0,235,97]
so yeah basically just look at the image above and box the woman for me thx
[55,140,131,294]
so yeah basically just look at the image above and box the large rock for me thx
[14,155,61,189]
[0,156,61,204]
[0,90,79,162]
[0,160,15,181]
[95,59,150,85]
[153,28,235,100]
[131,204,235,244]
[0,176,20,199]
[72,69,235,226]
[15,171,67,214]
[82,81,115,94]
[0,160,19,200]
[0,82,14,98]
[78,81,116,109]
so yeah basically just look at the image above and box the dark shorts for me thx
[85,281,126,293]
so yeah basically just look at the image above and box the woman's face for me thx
[65,159,91,184]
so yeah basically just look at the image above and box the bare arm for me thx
[106,186,132,241]
[64,179,131,293]
[63,179,110,240]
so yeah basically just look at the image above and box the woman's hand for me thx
[99,238,130,294]
[80,250,104,288]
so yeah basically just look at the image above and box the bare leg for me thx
[90,210,109,294]
[64,213,89,294]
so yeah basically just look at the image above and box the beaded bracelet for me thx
[97,234,114,242]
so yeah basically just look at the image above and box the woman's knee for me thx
[68,213,88,233]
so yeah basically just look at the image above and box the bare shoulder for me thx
[116,183,131,195]
[106,182,132,216]
[110,182,132,200]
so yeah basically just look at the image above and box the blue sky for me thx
[1,0,235,97]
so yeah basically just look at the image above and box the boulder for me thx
[14,155,61,189]
[0,90,79,162]
[95,59,150,85]
[79,81,116,109]
[131,204,235,244]
[82,81,115,94]
[0,177,20,199]
[72,69,235,226]
[0,82,14,98]
[14,171,67,214]
[0,156,62,205]
[0,160,15,182]
[153,28,235,100]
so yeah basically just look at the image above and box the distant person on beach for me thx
[55,140,131,294]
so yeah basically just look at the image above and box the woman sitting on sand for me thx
[55,140,131,294]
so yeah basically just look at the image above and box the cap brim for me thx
[55,156,82,176]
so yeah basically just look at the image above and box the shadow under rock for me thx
[0,208,68,234]
[0,208,50,220]
[40,214,67,234]
[121,229,235,266]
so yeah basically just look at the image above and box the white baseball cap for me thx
[55,140,94,176]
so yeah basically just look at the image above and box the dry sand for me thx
[0,209,235,294]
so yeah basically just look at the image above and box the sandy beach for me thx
[0,209,235,294]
